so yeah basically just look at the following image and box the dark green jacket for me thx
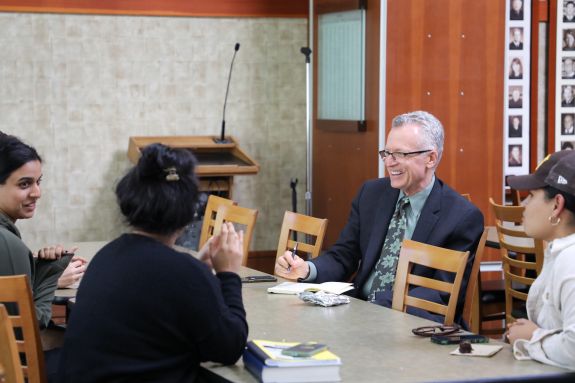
[0,212,70,328]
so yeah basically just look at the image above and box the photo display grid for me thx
[505,0,531,175]
[556,0,575,152]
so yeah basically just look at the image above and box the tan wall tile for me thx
[1,13,308,251]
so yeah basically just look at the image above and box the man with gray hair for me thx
[276,111,484,325]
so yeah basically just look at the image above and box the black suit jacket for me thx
[311,177,484,324]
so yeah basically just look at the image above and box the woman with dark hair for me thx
[506,150,575,370]
[509,57,523,79]
[57,143,248,382]
[0,131,74,328]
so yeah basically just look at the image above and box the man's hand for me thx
[274,250,309,281]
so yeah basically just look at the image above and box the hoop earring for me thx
[549,215,561,226]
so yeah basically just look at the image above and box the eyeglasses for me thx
[411,324,461,337]
[379,149,432,161]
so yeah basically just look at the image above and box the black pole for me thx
[290,178,298,241]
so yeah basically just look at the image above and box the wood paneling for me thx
[386,0,505,229]
[316,0,362,14]
[539,0,549,22]
[312,0,379,247]
[531,0,543,169]
[0,0,308,17]
[548,0,557,154]
[246,251,275,275]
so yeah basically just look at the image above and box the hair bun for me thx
[137,144,166,179]
[137,143,195,181]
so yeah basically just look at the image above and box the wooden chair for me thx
[509,188,522,206]
[461,193,471,202]
[461,228,488,333]
[213,204,258,265]
[198,195,236,250]
[274,211,328,267]
[392,239,469,326]
[0,304,24,383]
[489,198,544,325]
[0,275,46,383]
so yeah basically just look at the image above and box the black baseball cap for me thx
[507,150,575,196]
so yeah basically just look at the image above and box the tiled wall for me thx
[0,13,308,251]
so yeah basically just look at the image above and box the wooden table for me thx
[208,280,571,382]
[56,242,572,382]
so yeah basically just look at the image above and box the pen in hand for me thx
[287,242,298,272]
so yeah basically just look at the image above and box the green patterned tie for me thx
[368,196,410,302]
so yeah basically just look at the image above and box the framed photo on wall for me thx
[504,0,531,176]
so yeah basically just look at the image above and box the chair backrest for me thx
[274,211,328,267]
[199,195,236,250]
[0,304,25,383]
[461,193,471,202]
[392,239,469,325]
[0,275,46,383]
[489,198,544,324]
[213,204,258,265]
[461,228,489,333]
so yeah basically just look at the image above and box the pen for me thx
[287,242,298,272]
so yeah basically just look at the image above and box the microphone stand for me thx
[301,47,312,219]
[215,43,240,144]
[290,178,298,242]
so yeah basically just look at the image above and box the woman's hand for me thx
[507,318,539,344]
[199,222,244,274]
[57,256,87,288]
[37,245,78,260]
[198,237,215,269]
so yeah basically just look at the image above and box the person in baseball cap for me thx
[505,150,575,370]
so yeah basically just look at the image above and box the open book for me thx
[267,282,354,295]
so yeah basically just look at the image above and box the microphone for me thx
[300,47,311,63]
[215,43,241,144]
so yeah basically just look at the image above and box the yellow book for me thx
[246,339,341,367]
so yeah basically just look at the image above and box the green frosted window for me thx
[318,9,365,121]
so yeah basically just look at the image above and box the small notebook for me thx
[450,344,503,357]
[267,282,354,295]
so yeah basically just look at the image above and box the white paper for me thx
[450,344,504,357]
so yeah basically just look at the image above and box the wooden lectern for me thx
[127,136,259,198]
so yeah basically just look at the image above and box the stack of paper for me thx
[266,282,354,295]
[243,339,341,383]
